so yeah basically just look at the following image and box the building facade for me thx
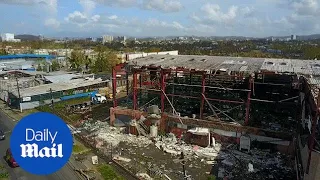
[102,35,113,44]
[1,33,21,42]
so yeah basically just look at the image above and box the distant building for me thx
[291,35,297,41]
[1,33,21,42]
[117,36,126,42]
[34,49,49,55]
[102,35,113,44]
[86,37,97,42]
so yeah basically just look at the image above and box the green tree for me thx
[68,50,86,71]
[93,46,120,73]
[36,64,42,71]
[51,60,60,71]
[0,49,8,55]
[145,47,161,53]
[303,46,320,59]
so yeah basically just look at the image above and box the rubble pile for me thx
[79,121,153,147]
[217,146,295,180]
[77,121,295,180]
[155,133,221,158]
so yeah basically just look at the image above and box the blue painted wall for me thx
[0,54,56,60]
[60,91,98,101]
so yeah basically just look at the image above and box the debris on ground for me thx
[74,120,295,180]
[92,156,99,165]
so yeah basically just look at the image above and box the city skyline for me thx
[0,0,319,38]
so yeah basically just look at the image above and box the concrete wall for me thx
[20,101,40,110]
[119,50,179,61]
[0,91,8,102]
[19,98,61,110]
[304,150,320,180]
[110,107,295,154]
[298,135,320,180]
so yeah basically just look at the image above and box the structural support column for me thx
[245,75,253,125]
[126,67,129,96]
[112,67,117,108]
[133,71,138,110]
[200,73,206,119]
[306,89,320,173]
[160,70,167,113]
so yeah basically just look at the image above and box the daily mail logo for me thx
[10,112,73,175]
[20,128,63,158]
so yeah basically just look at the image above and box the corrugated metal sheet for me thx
[132,55,320,76]
[44,74,80,83]
[11,78,108,97]
[132,55,264,73]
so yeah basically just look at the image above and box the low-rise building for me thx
[8,76,109,110]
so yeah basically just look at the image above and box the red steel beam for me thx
[245,76,253,125]
[112,63,127,108]
[112,67,117,108]
[160,70,167,113]
[133,71,138,110]
[200,73,206,119]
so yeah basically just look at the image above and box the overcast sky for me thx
[0,0,319,37]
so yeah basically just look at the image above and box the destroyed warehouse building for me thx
[107,55,320,180]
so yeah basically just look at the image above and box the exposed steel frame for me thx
[112,63,126,108]
[112,63,320,178]
[126,66,250,123]
[245,75,253,125]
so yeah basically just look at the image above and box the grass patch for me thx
[36,97,91,122]
[73,144,88,154]
[55,97,91,108]
[97,164,125,180]
[37,97,91,112]
[21,108,39,116]
[207,175,216,180]
[0,165,9,179]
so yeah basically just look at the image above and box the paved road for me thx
[0,110,82,180]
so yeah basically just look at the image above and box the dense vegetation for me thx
[1,39,320,61]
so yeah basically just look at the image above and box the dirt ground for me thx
[113,142,212,180]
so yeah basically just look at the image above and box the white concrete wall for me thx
[121,50,179,61]
[20,101,40,110]
[20,98,62,110]
[157,50,179,55]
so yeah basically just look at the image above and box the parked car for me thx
[5,148,19,168]
[0,130,5,140]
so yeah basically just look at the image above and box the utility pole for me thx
[16,78,22,112]
[49,88,54,109]
[6,84,10,107]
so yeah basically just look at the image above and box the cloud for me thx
[191,4,253,25]
[60,11,215,36]
[44,18,60,29]
[65,11,88,24]
[289,0,319,16]
[142,0,183,12]
[240,6,255,17]
[0,0,57,14]
[91,0,137,7]
[266,0,320,35]
[79,0,96,15]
